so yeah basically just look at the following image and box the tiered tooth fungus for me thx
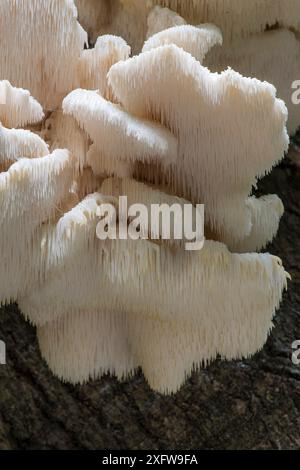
[0,0,293,393]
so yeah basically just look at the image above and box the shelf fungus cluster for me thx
[0,0,294,393]
[75,0,300,134]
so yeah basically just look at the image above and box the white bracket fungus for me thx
[0,0,293,393]
[108,44,289,250]
[0,0,87,109]
[75,1,300,134]
[0,80,44,128]
[78,35,131,100]
[63,88,178,178]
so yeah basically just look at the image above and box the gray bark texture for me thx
[0,140,299,450]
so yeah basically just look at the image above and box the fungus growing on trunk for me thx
[0,0,87,109]
[75,1,299,134]
[0,125,48,170]
[150,0,300,41]
[148,3,300,134]
[0,80,44,128]
[205,28,300,135]
[0,149,75,303]
[142,23,223,62]
[0,79,76,302]
[42,110,90,171]
[1,152,285,394]
[18,190,288,393]
[78,35,131,99]
[107,43,288,250]
[0,0,293,393]
[63,88,177,178]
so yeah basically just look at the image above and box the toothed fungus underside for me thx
[74,1,300,134]
[0,0,87,109]
[0,0,294,393]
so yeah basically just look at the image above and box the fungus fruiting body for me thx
[0,0,295,393]
[0,0,87,109]
[75,1,300,134]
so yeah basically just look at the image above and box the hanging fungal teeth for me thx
[0,80,44,128]
[107,0,300,45]
[0,148,75,303]
[147,0,300,42]
[108,44,289,249]
[78,35,131,100]
[0,0,292,394]
[143,3,300,134]
[232,195,285,253]
[37,310,138,385]
[0,0,87,109]
[204,28,300,135]
[42,110,90,171]
[0,124,49,170]
[100,176,198,247]
[75,1,300,52]
[143,23,223,62]
[17,184,288,334]
[86,142,135,179]
[63,88,178,178]
[20,224,288,393]
[75,1,299,133]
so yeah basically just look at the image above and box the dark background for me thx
[0,133,299,450]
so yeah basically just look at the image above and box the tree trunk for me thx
[0,143,299,450]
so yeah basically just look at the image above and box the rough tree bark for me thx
[0,141,299,450]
